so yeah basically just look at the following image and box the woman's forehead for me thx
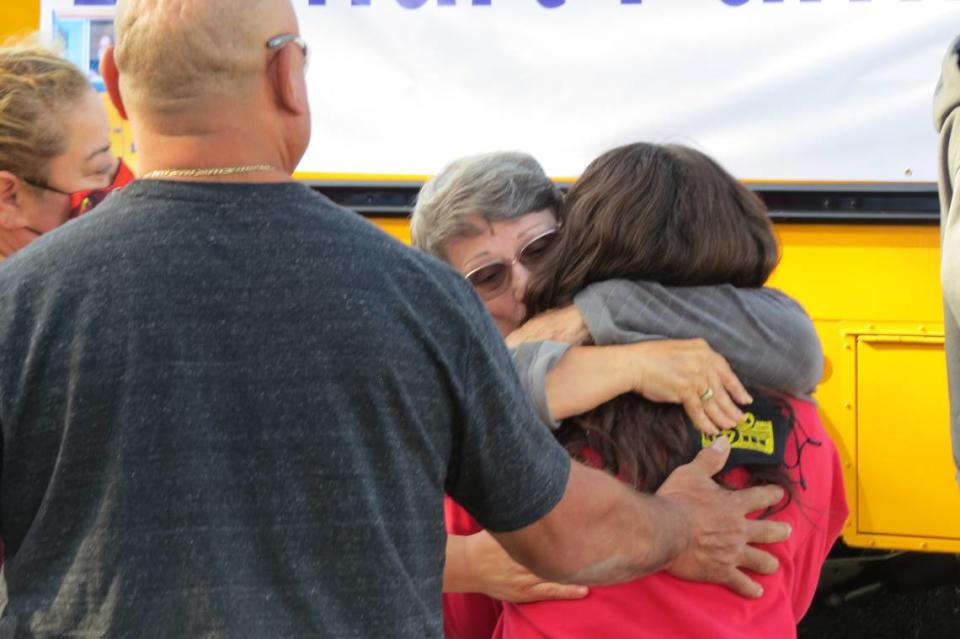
[61,91,111,160]
[445,209,556,269]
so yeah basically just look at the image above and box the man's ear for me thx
[101,46,129,120]
[0,172,28,230]
[270,45,309,117]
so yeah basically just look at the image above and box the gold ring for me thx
[699,388,715,402]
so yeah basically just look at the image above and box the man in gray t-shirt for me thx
[0,180,571,637]
[0,1,790,636]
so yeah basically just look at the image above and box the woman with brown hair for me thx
[490,142,848,638]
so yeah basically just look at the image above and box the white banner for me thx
[44,0,960,183]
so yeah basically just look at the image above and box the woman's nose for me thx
[512,263,531,301]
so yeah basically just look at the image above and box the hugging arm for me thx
[572,280,824,396]
[493,439,791,598]
[512,338,751,434]
[509,280,824,423]
[444,532,588,603]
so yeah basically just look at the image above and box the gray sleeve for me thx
[444,280,572,533]
[509,341,573,430]
[573,279,823,397]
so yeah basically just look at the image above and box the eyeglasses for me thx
[21,177,71,198]
[266,33,310,69]
[16,179,67,238]
[23,178,112,216]
[18,159,130,222]
[464,227,560,300]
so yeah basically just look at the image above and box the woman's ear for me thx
[0,172,28,230]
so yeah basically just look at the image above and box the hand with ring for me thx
[623,338,752,435]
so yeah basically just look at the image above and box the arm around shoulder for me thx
[574,280,824,396]
[491,441,792,597]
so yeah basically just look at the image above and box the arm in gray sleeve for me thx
[510,341,572,429]
[573,280,823,397]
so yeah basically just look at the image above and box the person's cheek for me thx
[487,297,520,337]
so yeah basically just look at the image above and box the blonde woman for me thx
[0,43,132,258]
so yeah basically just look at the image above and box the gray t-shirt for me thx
[934,33,960,485]
[0,180,570,638]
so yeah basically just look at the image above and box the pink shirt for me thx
[444,497,503,639]
[447,397,848,639]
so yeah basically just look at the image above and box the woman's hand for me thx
[445,531,589,603]
[506,306,751,431]
[543,338,752,434]
[506,305,590,348]
[626,339,752,434]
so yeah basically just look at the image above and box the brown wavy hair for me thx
[525,142,792,498]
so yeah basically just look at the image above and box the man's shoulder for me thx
[0,179,484,330]
[0,180,492,357]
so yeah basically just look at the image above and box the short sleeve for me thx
[443,283,571,533]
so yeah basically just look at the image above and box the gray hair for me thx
[410,151,563,260]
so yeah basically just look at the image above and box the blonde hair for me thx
[0,43,90,185]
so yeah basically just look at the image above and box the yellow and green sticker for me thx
[701,412,775,455]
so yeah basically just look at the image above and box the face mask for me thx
[23,158,135,221]
[67,159,135,219]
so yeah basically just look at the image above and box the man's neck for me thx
[133,124,295,184]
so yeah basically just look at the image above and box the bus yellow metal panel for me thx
[371,218,412,245]
[766,224,956,552]
[0,4,40,41]
[768,225,943,324]
[854,334,960,551]
[101,93,138,171]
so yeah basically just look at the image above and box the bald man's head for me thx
[114,0,299,116]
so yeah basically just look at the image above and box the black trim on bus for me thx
[305,182,942,225]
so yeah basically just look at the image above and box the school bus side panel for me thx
[770,224,958,553]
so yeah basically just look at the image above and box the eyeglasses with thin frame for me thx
[266,33,310,69]
[18,164,123,228]
[15,178,68,237]
[464,227,560,301]
[21,177,71,197]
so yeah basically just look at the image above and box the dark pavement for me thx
[799,585,960,639]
